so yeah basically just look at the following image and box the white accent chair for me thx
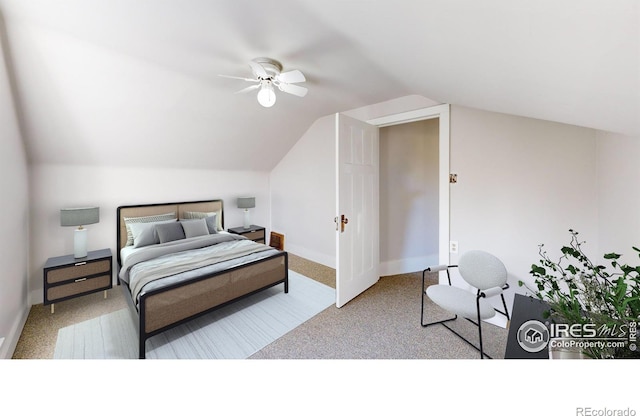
[421,250,510,359]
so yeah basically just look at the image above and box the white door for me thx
[335,113,379,308]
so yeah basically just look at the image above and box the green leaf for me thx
[566,265,578,275]
[621,265,635,274]
[531,265,546,275]
[561,247,580,257]
[604,252,621,260]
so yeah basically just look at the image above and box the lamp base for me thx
[243,209,251,229]
[74,228,88,258]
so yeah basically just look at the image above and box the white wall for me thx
[596,131,640,261]
[270,115,336,267]
[0,18,29,358]
[28,164,270,304]
[379,118,439,275]
[449,105,599,309]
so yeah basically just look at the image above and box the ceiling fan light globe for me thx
[257,86,276,107]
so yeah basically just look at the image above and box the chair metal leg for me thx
[500,293,510,320]
[421,284,457,327]
[421,269,427,326]
[423,310,492,358]
[421,267,457,327]
[421,299,491,358]
[421,265,492,359]
[477,295,485,359]
[423,314,458,327]
[423,316,493,359]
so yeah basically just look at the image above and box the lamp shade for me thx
[237,197,255,209]
[60,207,100,227]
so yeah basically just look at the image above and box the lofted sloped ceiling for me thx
[0,0,637,171]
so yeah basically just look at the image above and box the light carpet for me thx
[53,271,335,359]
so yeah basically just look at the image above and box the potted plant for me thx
[520,229,640,359]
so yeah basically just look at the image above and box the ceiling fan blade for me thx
[235,84,260,94]
[278,83,308,97]
[219,74,258,82]
[248,61,269,79]
[276,69,305,84]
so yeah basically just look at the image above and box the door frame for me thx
[367,104,450,270]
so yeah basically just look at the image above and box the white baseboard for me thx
[287,251,440,277]
[0,305,29,359]
[380,255,439,277]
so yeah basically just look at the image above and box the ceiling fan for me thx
[219,57,308,107]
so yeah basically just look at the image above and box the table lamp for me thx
[236,197,255,229]
[60,207,100,258]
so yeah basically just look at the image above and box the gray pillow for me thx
[156,221,186,243]
[181,218,209,238]
[180,215,216,235]
[204,215,217,235]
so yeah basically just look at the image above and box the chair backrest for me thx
[457,250,507,290]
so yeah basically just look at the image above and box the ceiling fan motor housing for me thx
[252,57,282,79]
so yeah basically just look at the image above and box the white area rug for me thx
[54,271,335,359]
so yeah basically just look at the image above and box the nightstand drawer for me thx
[47,274,111,301]
[243,230,265,242]
[46,258,111,284]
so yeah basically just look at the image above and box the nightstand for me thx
[227,225,266,244]
[43,248,113,313]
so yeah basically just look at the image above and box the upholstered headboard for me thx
[116,199,224,266]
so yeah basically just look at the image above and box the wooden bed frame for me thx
[116,199,288,359]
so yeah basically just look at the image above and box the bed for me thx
[116,199,288,359]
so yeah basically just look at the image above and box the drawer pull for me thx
[74,278,87,283]
[74,262,87,266]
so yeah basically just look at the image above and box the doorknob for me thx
[334,214,349,233]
